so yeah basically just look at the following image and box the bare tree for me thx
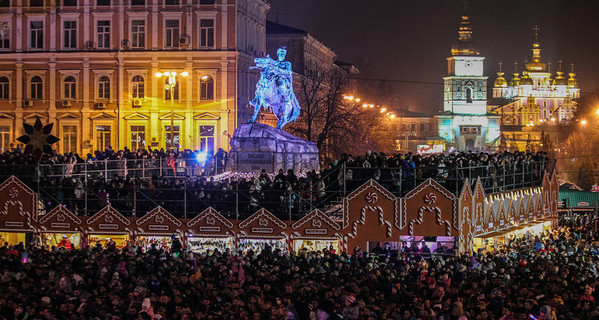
[287,62,363,160]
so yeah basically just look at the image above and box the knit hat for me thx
[345,294,356,304]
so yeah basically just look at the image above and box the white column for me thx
[14,63,23,141]
[82,60,90,109]
[150,60,159,147]
[117,57,124,149]
[185,60,193,148]
[83,0,90,44]
[49,7,56,51]
[15,63,22,107]
[221,6,227,49]
[16,8,22,52]
[151,2,158,49]
[48,62,56,109]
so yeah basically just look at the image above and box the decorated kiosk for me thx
[237,208,288,253]
[343,179,399,253]
[0,176,37,245]
[290,209,343,252]
[38,205,83,249]
[85,206,133,249]
[399,179,459,255]
[185,207,235,253]
[134,206,184,251]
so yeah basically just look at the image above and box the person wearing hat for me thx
[106,237,117,251]
[57,234,72,250]
[538,305,554,320]
[342,294,359,320]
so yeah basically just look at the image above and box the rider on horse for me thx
[248,47,301,129]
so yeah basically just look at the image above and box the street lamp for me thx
[155,71,188,150]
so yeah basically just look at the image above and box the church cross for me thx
[533,25,540,42]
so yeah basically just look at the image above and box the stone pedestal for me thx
[227,123,319,172]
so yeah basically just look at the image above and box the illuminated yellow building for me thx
[0,0,269,154]
[490,27,580,151]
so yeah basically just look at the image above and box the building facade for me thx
[490,27,580,151]
[491,28,580,126]
[0,0,269,155]
[435,15,500,151]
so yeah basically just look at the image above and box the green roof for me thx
[559,189,599,208]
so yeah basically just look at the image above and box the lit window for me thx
[131,75,144,99]
[64,76,76,99]
[200,19,214,48]
[30,21,43,49]
[30,76,43,100]
[0,76,9,99]
[97,20,110,48]
[165,81,179,100]
[165,20,179,48]
[165,125,180,149]
[0,126,10,151]
[199,125,214,153]
[200,75,214,100]
[62,125,77,154]
[130,126,145,150]
[0,22,10,49]
[96,125,111,151]
[63,21,77,49]
[131,20,145,48]
[98,76,110,99]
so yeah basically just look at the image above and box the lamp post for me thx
[155,71,188,150]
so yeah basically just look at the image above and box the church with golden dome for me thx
[490,26,580,150]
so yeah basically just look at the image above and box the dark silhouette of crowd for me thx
[0,147,551,219]
[1,217,598,320]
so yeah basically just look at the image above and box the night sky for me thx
[267,0,599,115]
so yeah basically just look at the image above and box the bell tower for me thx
[437,14,500,151]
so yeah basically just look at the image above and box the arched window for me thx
[200,75,214,100]
[0,76,9,99]
[30,76,43,99]
[98,76,110,99]
[64,76,76,99]
[131,75,144,99]
[466,88,473,103]
[164,81,179,100]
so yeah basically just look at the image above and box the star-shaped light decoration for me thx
[16,118,60,162]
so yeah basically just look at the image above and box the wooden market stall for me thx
[185,207,235,253]
[38,205,83,249]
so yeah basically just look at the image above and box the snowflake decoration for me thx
[16,118,60,162]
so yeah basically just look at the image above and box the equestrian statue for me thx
[248,46,301,130]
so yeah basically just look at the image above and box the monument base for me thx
[227,123,319,173]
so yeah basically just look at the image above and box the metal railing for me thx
[0,159,554,220]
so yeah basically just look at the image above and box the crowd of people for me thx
[0,217,598,319]
[0,147,552,219]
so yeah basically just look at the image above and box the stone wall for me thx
[227,123,319,172]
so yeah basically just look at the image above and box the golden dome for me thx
[509,73,520,86]
[526,27,546,71]
[568,72,578,88]
[494,72,507,87]
[553,71,567,86]
[451,15,480,56]
[520,71,533,85]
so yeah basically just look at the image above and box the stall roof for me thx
[559,189,599,208]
